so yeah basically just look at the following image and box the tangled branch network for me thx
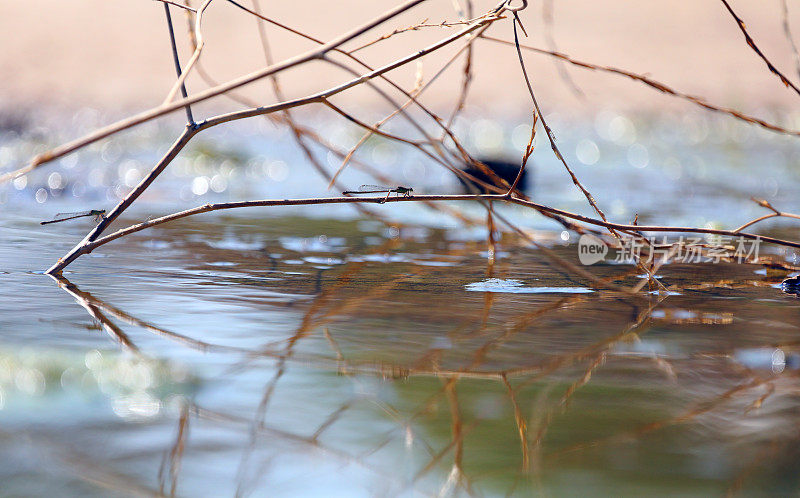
[2,0,799,290]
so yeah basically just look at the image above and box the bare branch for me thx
[719,0,800,96]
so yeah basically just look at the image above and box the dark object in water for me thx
[781,276,800,296]
[459,158,530,194]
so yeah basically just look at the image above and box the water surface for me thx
[1,113,800,496]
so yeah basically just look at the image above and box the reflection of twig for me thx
[50,275,141,354]
[552,372,797,458]
[464,296,583,370]
[501,374,530,470]
[51,274,249,354]
[559,352,606,408]
[7,429,166,497]
[410,422,475,486]
[512,297,664,392]
[192,404,402,483]
[158,402,190,497]
[725,438,783,496]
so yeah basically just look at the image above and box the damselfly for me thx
[342,185,413,203]
[40,209,106,225]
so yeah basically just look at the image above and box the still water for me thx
[1,112,799,496]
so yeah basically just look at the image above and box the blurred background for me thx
[2,0,799,115]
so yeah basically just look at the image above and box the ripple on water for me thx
[205,236,265,251]
[303,256,344,265]
[349,254,411,263]
[279,236,346,253]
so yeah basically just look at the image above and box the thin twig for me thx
[163,0,213,105]
[1,0,434,183]
[733,199,800,232]
[481,35,800,138]
[781,0,800,81]
[163,3,195,124]
[155,0,197,12]
[719,0,800,96]
[60,194,800,277]
[541,0,584,98]
[444,0,475,130]
[511,16,611,224]
[46,126,199,274]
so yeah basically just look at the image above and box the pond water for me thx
[1,111,799,496]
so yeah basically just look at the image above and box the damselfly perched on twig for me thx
[342,185,413,203]
[40,210,106,225]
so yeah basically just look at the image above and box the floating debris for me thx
[465,278,594,294]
